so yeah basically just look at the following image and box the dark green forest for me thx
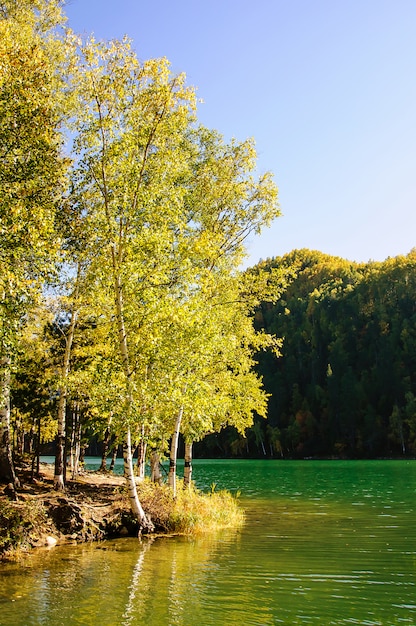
[197,249,416,459]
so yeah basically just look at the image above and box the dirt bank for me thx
[0,464,161,559]
[1,462,244,560]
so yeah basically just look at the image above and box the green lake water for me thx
[1,459,416,625]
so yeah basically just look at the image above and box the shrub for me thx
[0,500,47,555]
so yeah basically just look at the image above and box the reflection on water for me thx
[1,460,416,625]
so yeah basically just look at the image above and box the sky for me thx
[63,0,416,268]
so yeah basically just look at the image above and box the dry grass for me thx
[138,479,244,534]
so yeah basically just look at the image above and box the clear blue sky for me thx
[64,0,416,267]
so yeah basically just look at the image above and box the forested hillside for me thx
[201,249,416,459]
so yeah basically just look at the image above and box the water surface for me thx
[1,460,415,625]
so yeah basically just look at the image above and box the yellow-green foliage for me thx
[137,479,244,535]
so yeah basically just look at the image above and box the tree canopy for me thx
[0,1,281,522]
[0,0,68,486]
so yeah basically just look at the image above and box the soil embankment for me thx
[1,462,244,559]
[0,464,141,558]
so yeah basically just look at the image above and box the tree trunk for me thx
[123,428,153,531]
[54,391,67,490]
[0,357,20,489]
[183,441,193,489]
[54,290,79,490]
[80,443,87,468]
[109,442,118,472]
[31,416,41,481]
[69,404,75,477]
[150,450,162,483]
[112,255,152,530]
[70,403,82,480]
[136,425,146,481]
[168,405,184,497]
[15,415,24,458]
[28,420,35,455]
[100,424,112,471]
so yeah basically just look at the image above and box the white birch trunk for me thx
[168,405,184,498]
[123,427,149,526]
[112,249,153,530]
[136,425,146,481]
[183,441,193,489]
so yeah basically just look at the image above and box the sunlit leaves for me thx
[1,6,283,480]
[0,1,68,319]
[64,35,282,454]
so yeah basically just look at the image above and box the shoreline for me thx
[0,462,244,560]
[1,464,143,559]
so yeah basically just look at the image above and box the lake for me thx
[1,459,416,625]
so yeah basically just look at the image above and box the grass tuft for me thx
[137,479,244,535]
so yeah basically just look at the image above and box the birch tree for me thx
[69,29,280,522]
[163,271,281,492]
[69,37,197,529]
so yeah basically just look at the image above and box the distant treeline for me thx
[197,249,416,459]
